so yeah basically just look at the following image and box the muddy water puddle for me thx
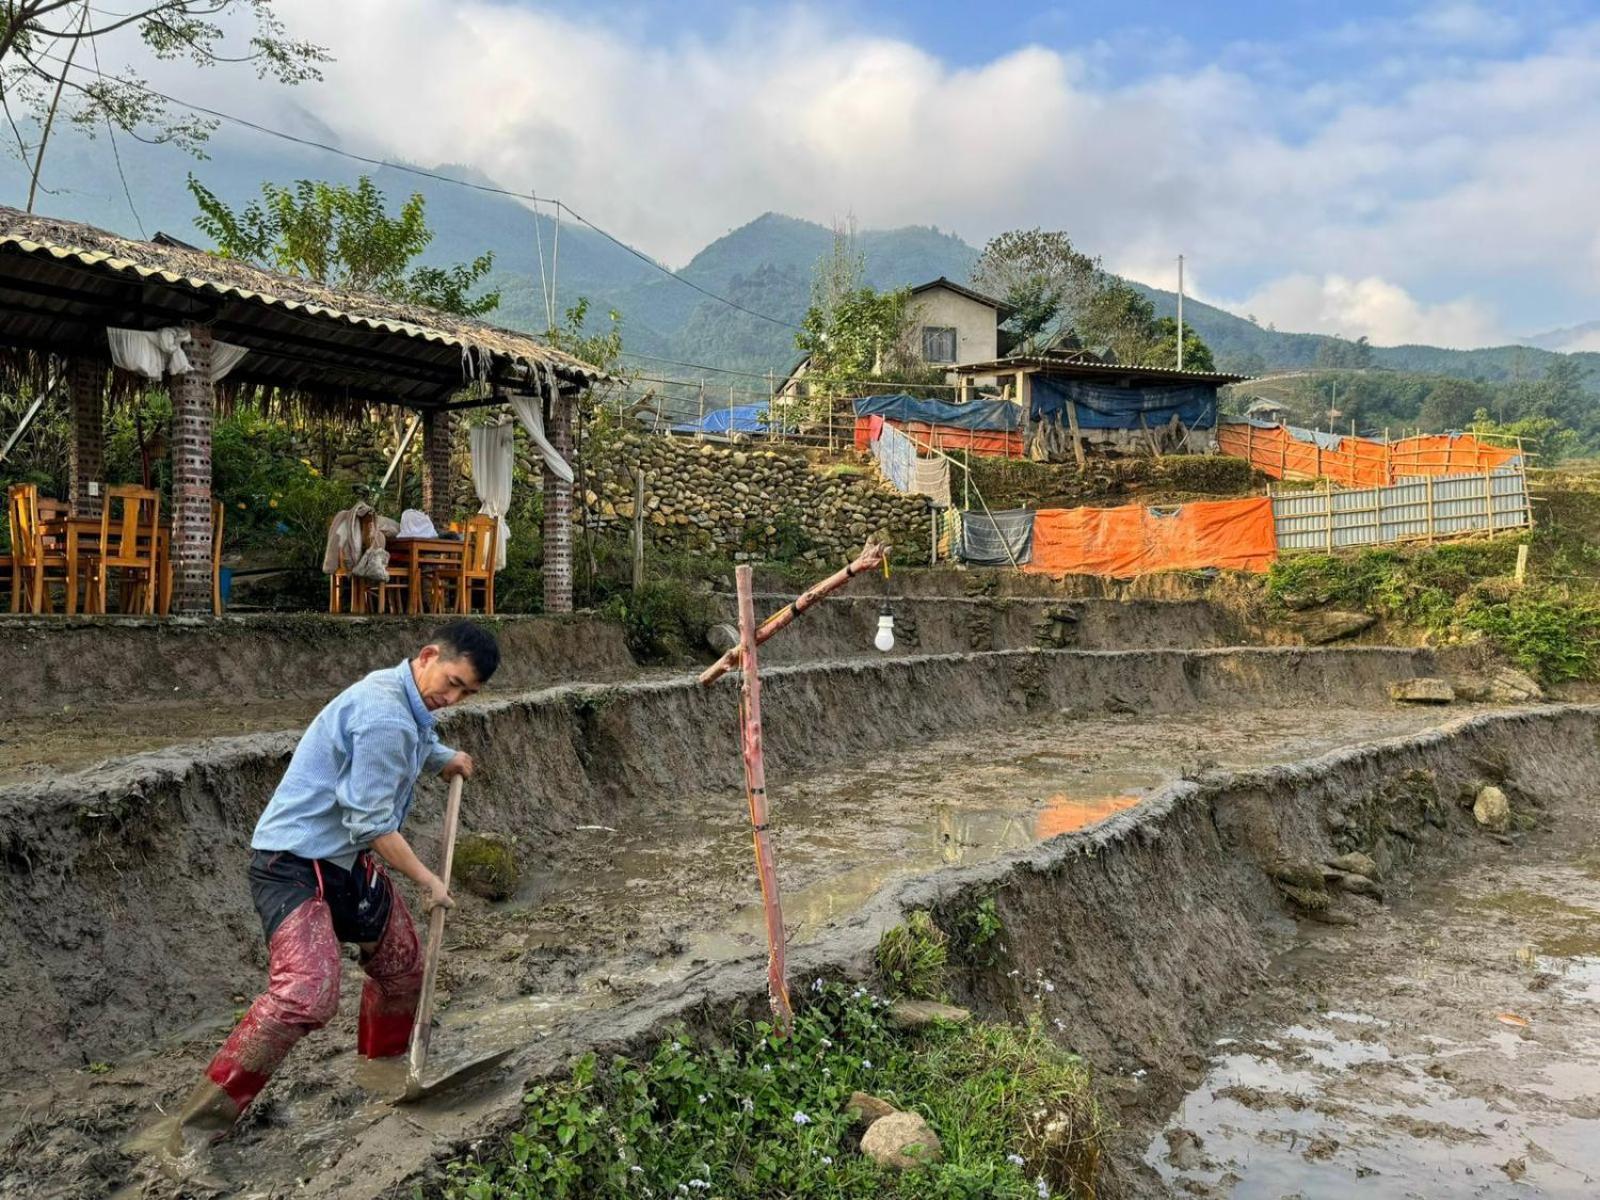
[498,706,1475,999]
[1152,840,1600,1196]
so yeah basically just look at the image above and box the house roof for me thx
[0,206,606,413]
[908,277,1017,318]
[951,353,1249,387]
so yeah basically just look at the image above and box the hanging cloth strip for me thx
[468,421,514,571]
[508,384,574,485]
[106,327,249,382]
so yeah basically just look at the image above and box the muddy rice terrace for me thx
[2,573,1598,1199]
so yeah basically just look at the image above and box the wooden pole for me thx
[735,565,793,1034]
[632,469,645,592]
[700,540,886,685]
[1515,543,1529,585]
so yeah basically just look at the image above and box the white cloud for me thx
[1225,274,1502,349]
[129,1,1600,340]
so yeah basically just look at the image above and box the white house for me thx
[777,277,1013,399]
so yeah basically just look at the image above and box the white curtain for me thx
[507,392,574,485]
[107,327,248,382]
[469,421,513,571]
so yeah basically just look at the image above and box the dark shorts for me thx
[248,849,394,944]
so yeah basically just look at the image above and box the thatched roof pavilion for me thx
[0,206,600,612]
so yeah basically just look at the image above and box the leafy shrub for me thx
[438,980,1107,1200]
[600,579,717,664]
[1460,585,1600,682]
[876,910,950,1000]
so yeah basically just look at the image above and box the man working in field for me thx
[172,620,500,1144]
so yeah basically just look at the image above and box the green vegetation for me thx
[437,980,1107,1200]
[951,897,1006,968]
[188,174,500,316]
[599,578,719,665]
[1265,539,1600,682]
[876,911,951,1000]
[451,834,521,902]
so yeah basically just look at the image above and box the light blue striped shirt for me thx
[252,661,456,868]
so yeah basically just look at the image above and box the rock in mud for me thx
[846,1091,897,1127]
[887,1000,971,1030]
[1328,851,1381,880]
[706,623,739,653]
[1278,882,1331,912]
[859,1111,943,1169]
[1389,677,1456,704]
[1327,870,1385,901]
[1163,1128,1212,1171]
[1474,785,1512,833]
[1454,667,1544,704]
[1289,609,1376,645]
[1270,859,1328,891]
[452,834,520,901]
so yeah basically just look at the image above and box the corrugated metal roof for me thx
[953,353,1250,386]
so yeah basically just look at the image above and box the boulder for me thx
[1270,859,1327,891]
[887,1000,971,1030]
[451,834,520,901]
[706,624,739,653]
[859,1111,943,1169]
[1456,667,1545,704]
[846,1091,897,1127]
[1474,785,1511,833]
[1289,610,1376,645]
[1328,851,1380,880]
[1389,677,1455,704]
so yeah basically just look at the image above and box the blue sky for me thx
[105,1,1600,348]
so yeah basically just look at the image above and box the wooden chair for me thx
[328,510,379,614]
[95,485,161,615]
[7,484,71,614]
[436,515,499,614]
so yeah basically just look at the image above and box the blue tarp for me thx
[1225,414,1344,450]
[1030,377,1217,431]
[852,394,1024,432]
[672,404,768,436]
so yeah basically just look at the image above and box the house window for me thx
[921,326,958,364]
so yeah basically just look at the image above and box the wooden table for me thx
[385,537,466,615]
[47,517,172,615]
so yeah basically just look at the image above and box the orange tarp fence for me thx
[1025,497,1278,577]
[853,417,1025,458]
[1217,422,1520,487]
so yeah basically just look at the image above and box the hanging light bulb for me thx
[874,602,896,652]
[874,555,895,651]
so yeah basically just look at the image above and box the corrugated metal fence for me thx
[1271,469,1532,553]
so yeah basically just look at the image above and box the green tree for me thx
[1469,408,1579,464]
[187,174,500,316]
[1149,316,1216,372]
[1314,335,1374,370]
[970,228,1100,351]
[2,1,329,206]
[794,222,925,398]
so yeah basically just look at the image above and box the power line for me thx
[31,49,804,333]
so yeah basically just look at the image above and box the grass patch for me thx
[436,981,1108,1199]
[876,911,950,1000]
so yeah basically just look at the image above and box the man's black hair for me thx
[430,620,500,682]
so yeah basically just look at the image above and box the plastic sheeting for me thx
[852,393,1024,432]
[853,417,1025,456]
[958,509,1035,566]
[1217,419,1522,487]
[1030,376,1217,431]
[672,404,768,436]
[1025,497,1277,577]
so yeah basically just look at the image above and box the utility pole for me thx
[1176,254,1185,371]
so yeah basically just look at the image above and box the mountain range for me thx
[4,122,1598,391]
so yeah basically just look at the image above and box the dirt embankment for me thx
[0,613,637,711]
[0,646,1435,1082]
[725,594,1294,663]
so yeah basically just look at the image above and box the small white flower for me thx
[740,1096,754,1113]
[793,1111,812,1126]
[1007,1153,1025,1166]
[1036,1178,1051,1199]
[697,1093,708,1104]
[861,1059,873,1070]
[812,977,824,993]
[822,1068,831,1076]
[630,1166,645,1174]
[671,1041,683,1052]
[820,1155,833,1165]
[1044,981,1055,992]
[819,1037,832,1049]
[688,1181,711,1191]
[762,1063,772,1073]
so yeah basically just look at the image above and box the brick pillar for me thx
[421,407,454,529]
[170,327,215,614]
[541,390,574,613]
[67,357,105,517]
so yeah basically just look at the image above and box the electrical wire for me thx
[28,48,806,333]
